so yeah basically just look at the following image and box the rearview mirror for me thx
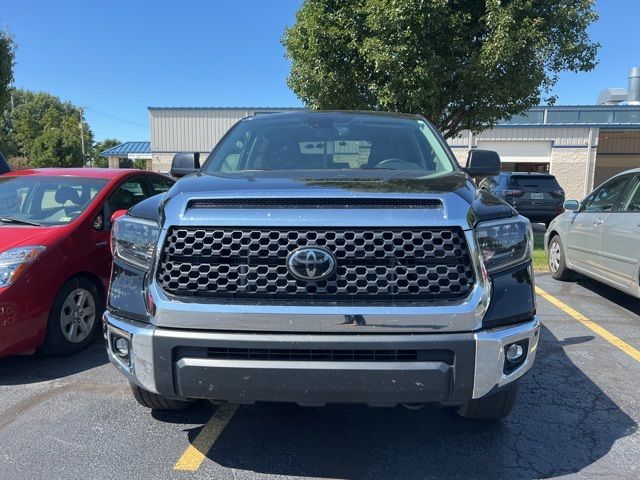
[563,200,580,211]
[464,150,501,178]
[171,152,201,178]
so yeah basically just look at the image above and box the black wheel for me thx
[41,277,102,355]
[548,235,574,281]
[457,384,518,420]
[130,383,194,410]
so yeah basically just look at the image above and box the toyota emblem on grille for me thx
[287,247,337,281]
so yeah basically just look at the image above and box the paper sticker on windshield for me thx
[59,216,72,223]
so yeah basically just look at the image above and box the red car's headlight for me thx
[0,246,46,288]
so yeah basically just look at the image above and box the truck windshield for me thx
[0,176,108,226]
[203,114,457,176]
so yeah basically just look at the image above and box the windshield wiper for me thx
[0,217,43,227]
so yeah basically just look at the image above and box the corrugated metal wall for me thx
[451,127,592,148]
[150,108,302,153]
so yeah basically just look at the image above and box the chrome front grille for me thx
[157,227,475,302]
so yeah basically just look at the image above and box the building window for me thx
[501,110,544,124]
[578,110,613,123]
[613,110,640,123]
[546,111,580,123]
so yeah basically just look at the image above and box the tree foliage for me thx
[283,0,599,138]
[0,29,16,155]
[0,88,94,167]
[93,138,120,168]
[0,29,14,114]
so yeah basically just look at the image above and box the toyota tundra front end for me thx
[103,112,539,419]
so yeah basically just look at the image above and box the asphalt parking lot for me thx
[1,272,639,480]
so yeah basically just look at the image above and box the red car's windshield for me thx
[0,176,108,226]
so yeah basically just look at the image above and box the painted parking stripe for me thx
[174,404,238,472]
[536,286,640,362]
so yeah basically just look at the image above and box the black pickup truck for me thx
[104,111,539,420]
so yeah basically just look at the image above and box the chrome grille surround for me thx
[158,227,475,302]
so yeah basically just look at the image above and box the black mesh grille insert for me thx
[158,227,475,302]
[187,198,443,209]
[178,347,455,364]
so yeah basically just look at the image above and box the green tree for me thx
[93,138,120,168]
[0,29,14,113]
[0,88,93,166]
[30,123,84,168]
[283,0,599,138]
[0,30,16,155]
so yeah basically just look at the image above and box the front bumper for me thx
[104,313,540,406]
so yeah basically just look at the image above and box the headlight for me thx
[0,246,46,288]
[475,216,532,273]
[112,216,160,270]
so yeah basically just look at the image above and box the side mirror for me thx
[170,152,201,178]
[563,200,580,211]
[464,150,501,178]
[110,209,128,224]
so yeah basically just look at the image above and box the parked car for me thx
[478,172,564,226]
[0,168,174,358]
[104,111,540,420]
[0,152,10,175]
[545,168,640,298]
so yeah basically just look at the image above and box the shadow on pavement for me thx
[186,325,637,479]
[575,277,640,316]
[0,338,108,386]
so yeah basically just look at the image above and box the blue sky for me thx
[1,0,637,142]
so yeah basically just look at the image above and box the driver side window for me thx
[619,176,640,212]
[107,178,147,213]
[582,176,630,213]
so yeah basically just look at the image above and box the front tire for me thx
[130,383,194,410]
[548,235,574,280]
[41,277,102,355]
[457,385,518,420]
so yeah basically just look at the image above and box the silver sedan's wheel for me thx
[549,235,574,281]
[548,240,561,273]
[60,288,96,344]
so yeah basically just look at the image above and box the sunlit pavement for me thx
[1,272,638,480]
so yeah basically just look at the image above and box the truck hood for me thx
[132,170,515,228]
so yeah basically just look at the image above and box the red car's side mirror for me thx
[110,209,128,224]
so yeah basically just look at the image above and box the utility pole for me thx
[79,107,87,167]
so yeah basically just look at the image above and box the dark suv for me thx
[0,152,10,175]
[479,172,564,226]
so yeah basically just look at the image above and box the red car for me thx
[0,168,174,357]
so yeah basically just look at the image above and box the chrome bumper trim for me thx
[473,317,540,398]
[104,312,539,402]
[104,314,158,393]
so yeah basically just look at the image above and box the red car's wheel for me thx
[41,277,102,355]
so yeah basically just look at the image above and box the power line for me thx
[85,106,147,128]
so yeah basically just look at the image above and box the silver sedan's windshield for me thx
[203,114,457,175]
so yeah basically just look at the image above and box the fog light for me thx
[114,337,130,357]
[506,343,524,363]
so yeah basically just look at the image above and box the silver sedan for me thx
[545,167,640,298]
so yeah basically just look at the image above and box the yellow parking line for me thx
[536,286,640,362]
[174,404,238,472]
